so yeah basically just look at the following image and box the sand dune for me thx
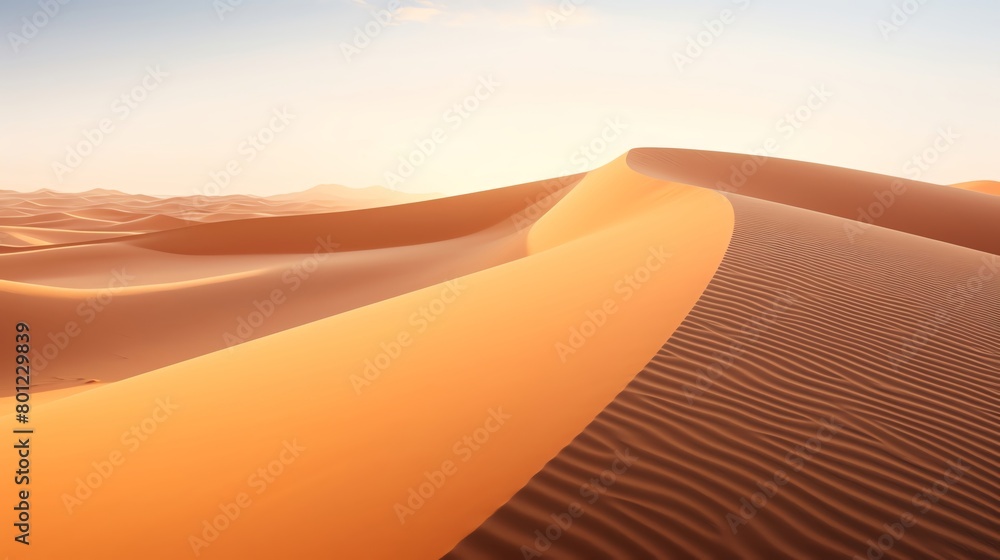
[448,164,1000,560]
[628,148,1000,254]
[1,150,997,560]
[271,184,439,206]
[0,176,583,396]
[0,184,437,251]
[0,211,121,227]
[0,225,142,248]
[0,158,732,559]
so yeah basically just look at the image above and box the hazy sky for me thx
[1,0,998,197]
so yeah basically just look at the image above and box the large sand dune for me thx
[448,191,1000,559]
[628,148,1000,254]
[0,158,732,559]
[1,150,997,560]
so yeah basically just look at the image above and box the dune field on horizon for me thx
[0,148,997,559]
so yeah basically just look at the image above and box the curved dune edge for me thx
[0,177,580,397]
[0,157,732,559]
[447,194,1000,559]
[626,147,1000,255]
[0,225,141,248]
[0,176,580,255]
[952,180,1000,196]
[0,185,436,229]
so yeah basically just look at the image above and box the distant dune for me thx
[0,184,438,250]
[628,148,1000,254]
[1,151,997,560]
[953,180,1000,196]
[270,184,438,205]
[0,176,580,395]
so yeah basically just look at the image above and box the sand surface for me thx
[628,148,1000,254]
[2,151,997,559]
[0,160,732,559]
[0,177,579,396]
[448,191,1000,559]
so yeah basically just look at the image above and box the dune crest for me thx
[0,184,439,250]
[952,180,1000,196]
[627,147,1000,254]
[0,156,733,559]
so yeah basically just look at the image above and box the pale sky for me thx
[1,0,998,197]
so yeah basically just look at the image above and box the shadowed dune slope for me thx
[0,176,583,396]
[0,176,580,255]
[447,194,1000,560]
[124,177,580,255]
[628,148,1000,254]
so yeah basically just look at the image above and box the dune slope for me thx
[0,176,582,396]
[628,147,1000,254]
[0,158,733,559]
[447,192,1000,559]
